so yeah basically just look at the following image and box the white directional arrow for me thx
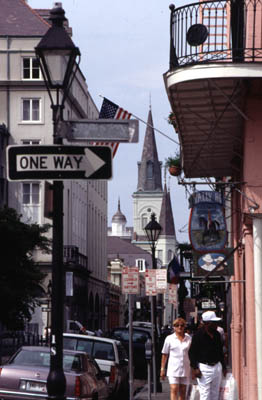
[83,148,106,177]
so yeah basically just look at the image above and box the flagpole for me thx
[99,95,180,145]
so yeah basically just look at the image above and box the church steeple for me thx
[159,184,176,237]
[137,109,162,192]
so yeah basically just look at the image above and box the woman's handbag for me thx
[219,372,238,400]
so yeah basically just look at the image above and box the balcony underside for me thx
[164,70,248,178]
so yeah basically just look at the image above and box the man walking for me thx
[188,311,227,399]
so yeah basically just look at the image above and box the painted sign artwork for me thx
[192,250,234,277]
[189,191,227,252]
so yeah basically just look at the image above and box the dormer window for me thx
[136,259,145,272]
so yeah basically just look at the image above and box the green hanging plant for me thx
[165,152,181,176]
[168,112,178,131]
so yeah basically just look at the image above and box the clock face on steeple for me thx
[147,208,151,212]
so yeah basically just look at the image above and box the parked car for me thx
[108,327,153,378]
[0,346,109,400]
[125,321,161,336]
[63,333,128,399]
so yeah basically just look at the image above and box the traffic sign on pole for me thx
[7,145,112,181]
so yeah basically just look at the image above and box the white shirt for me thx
[161,332,191,377]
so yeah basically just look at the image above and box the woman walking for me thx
[160,318,191,400]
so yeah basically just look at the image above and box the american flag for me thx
[97,97,132,157]
[167,255,183,284]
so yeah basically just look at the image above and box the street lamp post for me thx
[144,213,162,394]
[35,5,80,400]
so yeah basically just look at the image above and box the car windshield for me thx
[10,349,81,371]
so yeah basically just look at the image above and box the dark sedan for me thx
[108,327,153,379]
[0,346,109,400]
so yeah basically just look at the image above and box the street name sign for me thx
[7,145,112,181]
[57,119,139,143]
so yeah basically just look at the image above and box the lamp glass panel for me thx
[45,53,69,86]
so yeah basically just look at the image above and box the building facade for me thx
[0,1,108,334]
[164,2,262,398]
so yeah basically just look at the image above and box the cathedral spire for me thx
[137,108,162,191]
[159,184,176,237]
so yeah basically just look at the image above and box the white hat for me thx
[202,254,214,263]
[202,310,221,322]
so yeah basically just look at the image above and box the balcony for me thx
[63,245,89,272]
[164,0,262,178]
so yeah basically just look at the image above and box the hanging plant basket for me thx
[169,165,181,176]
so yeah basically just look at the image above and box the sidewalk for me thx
[134,380,170,400]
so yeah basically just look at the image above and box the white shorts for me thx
[168,376,188,385]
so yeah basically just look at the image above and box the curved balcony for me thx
[164,0,262,178]
[169,0,262,69]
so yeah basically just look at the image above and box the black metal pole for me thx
[151,243,157,395]
[46,106,66,400]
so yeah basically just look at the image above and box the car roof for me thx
[19,346,88,356]
[112,326,151,333]
[63,333,122,345]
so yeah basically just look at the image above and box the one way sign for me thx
[7,145,112,181]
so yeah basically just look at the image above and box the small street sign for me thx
[145,269,157,296]
[156,269,167,293]
[7,145,112,181]
[122,267,139,294]
[168,284,178,305]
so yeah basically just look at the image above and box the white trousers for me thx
[197,362,222,400]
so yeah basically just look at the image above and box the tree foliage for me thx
[0,207,51,330]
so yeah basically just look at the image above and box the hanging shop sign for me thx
[189,190,227,252]
[192,249,234,277]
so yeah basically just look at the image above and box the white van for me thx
[63,333,129,399]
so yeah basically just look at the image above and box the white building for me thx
[0,1,108,334]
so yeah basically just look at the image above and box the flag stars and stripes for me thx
[95,97,132,157]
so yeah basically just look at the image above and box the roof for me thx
[108,236,150,256]
[0,0,49,36]
[112,198,127,223]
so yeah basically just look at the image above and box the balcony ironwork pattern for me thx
[63,245,88,270]
[169,0,262,69]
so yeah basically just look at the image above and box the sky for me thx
[28,0,190,243]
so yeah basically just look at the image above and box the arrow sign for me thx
[7,145,112,181]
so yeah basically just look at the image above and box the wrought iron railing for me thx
[63,245,88,269]
[169,0,262,69]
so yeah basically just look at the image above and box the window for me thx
[136,258,145,272]
[23,58,40,80]
[22,99,41,122]
[22,183,40,223]
[147,161,153,179]
[22,140,41,145]
[141,214,147,229]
